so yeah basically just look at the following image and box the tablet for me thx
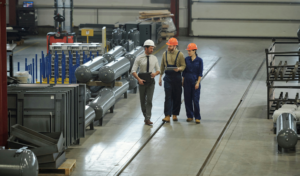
[165,67,178,70]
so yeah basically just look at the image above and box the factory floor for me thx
[9,36,300,176]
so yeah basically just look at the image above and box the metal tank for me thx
[112,79,129,100]
[125,46,144,69]
[89,88,116,125]
[0,147,39,176]
[276,113,298,151]
[85,88,92,104]
[85,105,95,129]
[98,57,131,83]
[128,28,140,47]
[127,75,138,92]
[75,56,108,83]
[122,28,128,41]
[103,46,126,63]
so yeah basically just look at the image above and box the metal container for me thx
[89,88,116,121]
[127,75,138,90]
[128,28,140,47]
[85,105,96,128]
[125,46,144,69]
[75,56,108,83]
[276,113,298,150]
[103,46,126,63]
[122,28,128,40]
[0,147,39,176]
[98,57,131,83]
[112,79,129,100]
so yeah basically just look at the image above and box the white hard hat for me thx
[143,39,155,47]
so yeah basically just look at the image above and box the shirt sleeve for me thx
[154,57,160,73]
[131,56,140,73]
[160,52,166,75]
[177,52,186,72]
[199,58,203,77]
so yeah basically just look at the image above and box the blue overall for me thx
[182,56,203,120]
[164,51,182,116]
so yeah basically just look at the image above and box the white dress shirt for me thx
[131,53,160,73]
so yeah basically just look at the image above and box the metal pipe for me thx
[112,79,129,100]
[85,106,95,128]
[98,57,131,83]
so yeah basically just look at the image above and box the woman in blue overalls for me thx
[182,43,203,124]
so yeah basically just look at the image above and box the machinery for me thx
[112,79,129,100]
[0,147,39,176]
[47,13,76,53]
[128,28,140,47]
[75,56,108,83]
[98,57,131,83]
[126,75,138,93]
[85,106,96,130]
[276,113,299,152]
[139,21,157,47]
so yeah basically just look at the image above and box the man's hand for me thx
[182,81,184,87]
[138,79,145,85]
[195,84,199,90]
[159,78,162,86]
[151,72,157,78]
[173,67,181,72]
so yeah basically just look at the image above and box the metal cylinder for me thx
[0,148,39,176]
[125,46,144,69]
[98,57,131,83]
[86,88,92,104]
[75,56,108,83]
[103,46,126,63]
[127,75,138,90]
[112,28,123,45]
[85,105,95,128]
[112,79,129,100]
[89,88,116,120]
[276,113,298,149]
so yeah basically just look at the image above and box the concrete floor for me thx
[9,36,300,176]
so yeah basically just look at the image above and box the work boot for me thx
[195,119,201,124]
[162,115,170,122]
[186,118,193,122]
[173,115,178,121]
[144,120,153,125]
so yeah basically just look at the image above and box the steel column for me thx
[170,0,179,37]
[9,0,18,26]
[0,0,8,147]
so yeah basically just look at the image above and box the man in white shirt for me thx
[131,40,160,125]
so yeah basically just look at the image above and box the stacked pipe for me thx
[103,46,127,63]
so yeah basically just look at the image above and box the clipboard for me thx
[165,67,178,70]
[138,72,152,84]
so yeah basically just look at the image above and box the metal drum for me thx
[0,147,39,176]
[112,28,123,45]
[103,46,126,63]
[127,75,138,90]
[125,46,144,69]
[276,113,298,151]
[85,105,96,128]
[75,56,108,83]
[112,79,129,100]
[98,57,131,83]
[89,88,116,121]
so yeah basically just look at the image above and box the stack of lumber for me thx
[139,10,173,20]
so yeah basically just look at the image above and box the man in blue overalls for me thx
[159,38,186,122]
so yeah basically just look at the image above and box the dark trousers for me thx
[139,80,155,120]
[184,79,201,119]
[163,75,182,116]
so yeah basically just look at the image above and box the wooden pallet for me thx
[14,39,24,46]
[39,159,76,176]
[86,80,123,87]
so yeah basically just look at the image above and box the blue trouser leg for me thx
[172,79,182,115]
[184,80,194,118]
[164,79,173,116]
[193,84,201,120]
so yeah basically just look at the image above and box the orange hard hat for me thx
[166,37,178,46]
[186,43,198,50]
